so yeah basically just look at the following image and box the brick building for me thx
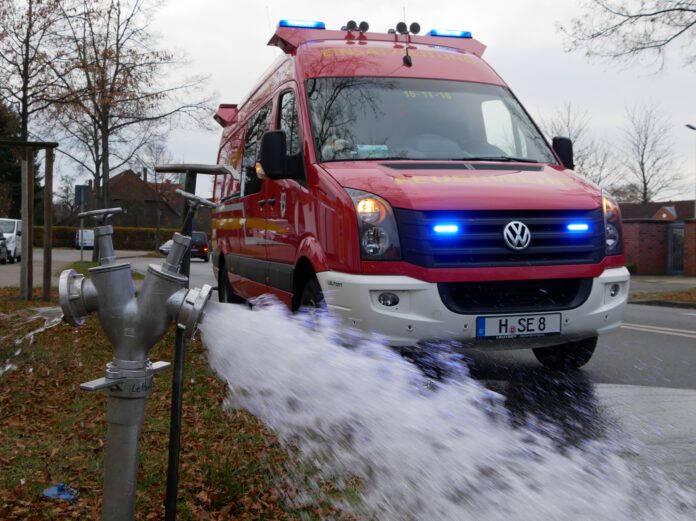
[620,200,696,276]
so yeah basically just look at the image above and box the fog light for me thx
[378,292,399,307]
[609,284,620,297]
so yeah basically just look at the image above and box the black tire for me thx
[298,277,324,312]
[533,337,597,371]
[8,251,15,264]
[204,254,209,263]
[0,257,5,265]
[217,263,245,304]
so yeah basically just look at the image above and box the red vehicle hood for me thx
[322,162,602,211]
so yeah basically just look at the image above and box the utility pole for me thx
[687,124,696,218]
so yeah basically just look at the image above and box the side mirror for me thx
[259,131,290,180]
[16,230,21,236]
[552,136,574,170]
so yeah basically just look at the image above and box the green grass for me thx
[0,288,356,520]
[66,260,145,280]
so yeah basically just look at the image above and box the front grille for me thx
[395,208,605,268]
[438,278,593,314]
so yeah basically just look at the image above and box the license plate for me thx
[476,313,561,339]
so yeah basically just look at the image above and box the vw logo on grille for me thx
[503,221,531,250]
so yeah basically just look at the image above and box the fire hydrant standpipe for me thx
[58,207,212,521]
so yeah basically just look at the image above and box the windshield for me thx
[306,77,555,164]
[0,220,15,234]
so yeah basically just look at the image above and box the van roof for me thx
[268,26,486,57]
[269,25,502,86]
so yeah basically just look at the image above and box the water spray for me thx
[58,206,212,521]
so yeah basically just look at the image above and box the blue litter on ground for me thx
[42,483,79,501]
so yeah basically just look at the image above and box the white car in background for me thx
[0,218,21,263]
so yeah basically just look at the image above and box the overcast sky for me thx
[143,0,696,200]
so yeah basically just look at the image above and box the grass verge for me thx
[65,261,145,280]
[0,288,352,520]
[630,287,696,304]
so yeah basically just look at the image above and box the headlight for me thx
[346,188,401,260]
[602,191,623,255]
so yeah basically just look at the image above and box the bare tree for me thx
[541,102,619,188]
[53,172,80,224]
[0,0,68,141]
[51,0,211,210]
[561,0,696,67]
[621,104,680,203]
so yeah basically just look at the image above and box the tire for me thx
[533,337,597,371]
[298,277,324,312]
[8,250,15,264]
[217,262,245,304]
[204,254,209,263]
[0,257,5,265]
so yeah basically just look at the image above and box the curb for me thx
[628,299,696,310]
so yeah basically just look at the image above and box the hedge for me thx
[32,226,180,250]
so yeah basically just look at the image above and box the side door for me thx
[264,89,309,306]
[235,101,273,299]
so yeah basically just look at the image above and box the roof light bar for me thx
[566,223,590,232]
[433,224,459,234]
[278,19,326,29]
[426,29,473,39]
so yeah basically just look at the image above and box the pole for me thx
[27,152,35,300]
[164,171,197,521]
[43,149,54,301]
[20,157,29,300]
[687,124,696,219]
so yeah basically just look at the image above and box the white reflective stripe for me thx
[621,323,696,339]
[622,322,696,335]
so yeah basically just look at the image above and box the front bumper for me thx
[317,267,630,348]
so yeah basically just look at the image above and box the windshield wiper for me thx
[456,156,540,163]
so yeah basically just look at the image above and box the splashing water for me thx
[0,307,63,377]
[201,301,696,520]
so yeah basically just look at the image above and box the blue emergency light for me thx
[433,224,459,234]
[426,29,473,39]
[566,223,590,232]
[278,19,326,29]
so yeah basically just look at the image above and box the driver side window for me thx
[241,101,272,197]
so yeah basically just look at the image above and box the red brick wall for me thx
[685,220,696,276]
[623,220,670,274]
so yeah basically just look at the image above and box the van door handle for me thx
[258,199,265,206]
[267,198,276,205]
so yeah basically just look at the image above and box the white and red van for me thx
[211,20,629,370]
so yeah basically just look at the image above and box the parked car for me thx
[158,232,209,262]
[0,218,21,263]
[75,229,95,249]
[0,233,7,265]
[190,231,210,262]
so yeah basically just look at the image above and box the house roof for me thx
[619,200,695,221]
[109,170,180,216]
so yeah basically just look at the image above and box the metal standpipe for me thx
[58,208,212,521]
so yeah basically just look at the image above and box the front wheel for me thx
[217,263,245,304]
[533,337,597,371]
[8,250,15,264]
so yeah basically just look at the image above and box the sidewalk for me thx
[629,275,696,309]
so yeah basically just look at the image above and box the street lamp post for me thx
[687,124,696,218]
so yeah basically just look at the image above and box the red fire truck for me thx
[211,20,629,370]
